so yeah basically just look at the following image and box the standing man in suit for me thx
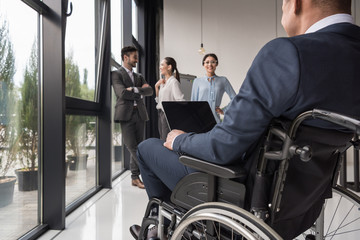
[130,0,360,238]
[112,46,153,189]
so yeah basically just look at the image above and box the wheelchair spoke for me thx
[298,186,360,240]
[325,194,343,236]
[326,228,360,239]
[325,194,360,240]
[326,216,360,239]
[329,201,355,239]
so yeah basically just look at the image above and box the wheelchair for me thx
[136,109,360,240]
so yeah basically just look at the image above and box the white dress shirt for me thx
[155,76,185,111]
[125,67,140,105]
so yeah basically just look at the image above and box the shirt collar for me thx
[305,13,354,34]
[125,67,133,74]
[204,74,217,79]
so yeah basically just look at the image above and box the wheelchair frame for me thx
[137,109,360,240]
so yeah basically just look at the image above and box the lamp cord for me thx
[200,0,203,44]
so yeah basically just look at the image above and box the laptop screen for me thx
[162,101,217,133]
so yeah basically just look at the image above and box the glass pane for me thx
[65,115,97,205]
[0,1,39,239]
[65,0,96,101]
[111,0,122,64]
[111,88,123,175]
[132,0,138,40]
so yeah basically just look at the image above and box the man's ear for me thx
[294,0,302,15]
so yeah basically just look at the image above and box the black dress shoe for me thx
[129,224,159,240]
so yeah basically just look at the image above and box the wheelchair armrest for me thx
[179,155,247,179]
[312,109,360,135]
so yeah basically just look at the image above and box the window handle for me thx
[66,2,73,17]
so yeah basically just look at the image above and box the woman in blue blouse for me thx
[191,53,236,122]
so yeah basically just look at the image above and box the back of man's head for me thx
[312,0,351,14]
[282,0,352,37]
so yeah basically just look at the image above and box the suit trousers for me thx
[157,109,170,141]
[120,107,145,180]
[137,138,197,201]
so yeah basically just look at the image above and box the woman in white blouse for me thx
[155,57,185,140]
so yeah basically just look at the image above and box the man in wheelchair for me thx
[130,0,360,239]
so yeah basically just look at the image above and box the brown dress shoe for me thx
[130,224,159,240]
[132,178,145,189]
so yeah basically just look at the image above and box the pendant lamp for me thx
[198,0,205,54]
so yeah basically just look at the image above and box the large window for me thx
[64,0,103,205]
[65,115,97,205]
[111,0,124,176]
[111,0,123,64]
[111,80,124,176]
[0,1,40,239]
[1,0,143,238]
[111,103,124,175]
[132,0,138,40]
[65,0,96,102]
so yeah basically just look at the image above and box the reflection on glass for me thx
[0,1,39,239]
[65,115,97,205]
[111,88,123,175]
[65,0,96,101]
[111,0,123,63]
[132,0,138,40]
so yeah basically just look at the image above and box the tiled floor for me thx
[38,171,148,240]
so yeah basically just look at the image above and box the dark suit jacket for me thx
[172,23,360,238]
[112,67,153,122]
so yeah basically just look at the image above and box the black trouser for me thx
[120,108,145,180]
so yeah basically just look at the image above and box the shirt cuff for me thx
[133,87,139,93]
[171,134,180,150]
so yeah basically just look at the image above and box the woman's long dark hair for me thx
[164,57,180,82]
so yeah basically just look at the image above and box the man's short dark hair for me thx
[121,46,138,61]
[312,0,351,14]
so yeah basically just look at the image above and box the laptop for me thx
[162,101,217,133]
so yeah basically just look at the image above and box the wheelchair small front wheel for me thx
[171,202,282,240]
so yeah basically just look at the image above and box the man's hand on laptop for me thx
[163,129,186,150]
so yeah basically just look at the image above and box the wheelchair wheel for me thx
[298,185,360,240]
[171,202,281,240]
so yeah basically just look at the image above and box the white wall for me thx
[161,0,360,107]
[354,0,360,25]
[161,0,286,106]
